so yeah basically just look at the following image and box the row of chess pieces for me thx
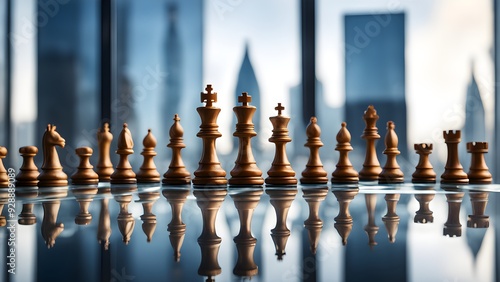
[0,84,494,189]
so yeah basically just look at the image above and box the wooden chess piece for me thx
[72,186,98,225]
[163,114,191,185]
[138,191,160,242]
[359,105,382,181]
[229,92,264,186]
[110,123,136,184]
[379,122,404,184]
[467,191,489,228]
[266,188,297,260]
[364,194,379,248]
[333,189,358,245]
[96,122,114,181]
[193,85,227,186]
[193,189,227,279]
[39,188,68,248]
[163,187,190,261]
[15,146,39,187]
[97,189,112,250]
[414,189,435,223]
[466,142,492,184]
[0,146,8,188]
[0,192,7,226]
[265,103,297,186]
[300,117,328,184]
[136,129,161,183]
[332,122,359,184]
[441,130,468,184]
[443,191,464,237]
[71,147,99,185]
[302,186,328,254]
[17,190,38,225]
[230,188,263,277]
[112,190,136,244]
[412,143,436,183]
[38,124,68,187]
[382,193,400,243]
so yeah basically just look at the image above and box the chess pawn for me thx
[443,192,464,237]
[163,188,190,261]
[382,193,400,243]
[0,146,8,188]
[378,122,404,183]
[110,123,136,184]
[136,129,161,183]
[38,124,68,187]
[467,191,489,228]
[364,194,379,248]
[266,188,297,260]
[72,186,98,225]
[96,122,114,181]
[302,186,328,254]
[138,191,160,242]
[333,189,358,245]
[0,192,7,226]
[71,147,99,185]
[412,143,436,183]
[15,146,39,187]
[359,105,382,181]
[300,117,328,184]
[113,192,135,244]
[265,103,297,186]
[229,92,264,186]
[414,192,435,224]
[441,130,468,184]
[163,114,191,185]
[193,85,227,186]
[466,142,492,184]
[331,122,359,184]
[17,190,38,225]
[97,189,112,250]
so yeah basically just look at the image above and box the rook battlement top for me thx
[443,130,461,141]
[467,141,488,152]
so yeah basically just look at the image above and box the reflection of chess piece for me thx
[441,130,468,184]
[110,123,136,184]
[379,122,404,184]
[193,189,227,281]
[0,191,7,226]
[414,188,435,223]
[466,142,492,184]
[300,117,328,184]
[467,192,489,228]
[230,188,263,277]
[71,147,99,185]
[412,144,436,183]
[38,125,68,187]
[364,194,379,248]
[0,146,8,187]
[331,122,359,184]
[112,187,137,244]
[136,130,161,183]
[96,122,114,181]
[382,193,400,243]
[359,106,382,181]
[72,186,98,225]
[302,186,328,253]
[15,146,39,187]
[333,189,358,245]
[443,192,464,237]
[137,191,160,242]
[163,187,190,261]
[163,115,191,185]
[17,190,38,225]
[39,188,68,248]
[266,188,297,260]
[97,188,112,250]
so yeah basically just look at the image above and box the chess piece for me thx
[163,187,190,261]
[382,193,400,243]
[230,188,263,277]
[441,130,468,184]
[72,186,98,225]
[467,191,489,228]
[194,189,227,280]
[137,191,160,242]
[331,122,359,184]
[466,142,492,184]
[300,117,328,184]
[193,85,227,186]
[136,129,161,183]
[414,189,435,223]
[379,122,404,184]
[110,123,136,184]
[15,146,39,187]
[443,191,464,237]
[17,190,38,225]
[71,147,99,185]
[0,146,8,188]
[359,105,382,181]
[364,194,379,248]
[333,189,358,245]
[265,103,297,186]
[96,122,114,181]
[229,92,264,186]
[266,188,297,260]
[412,143,436,183]
[97,189,112,250]
[163,114,191,185]
[112,190,135,244]
[0,192,7,226]
[38,124,68,187]
[39,188,68,248]
[302,186,328,254]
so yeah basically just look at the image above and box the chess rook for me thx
[412,143,436,183]
[441,130,468,184]
[38,124,68,187]
[71,147,99,185]
[15,146,39,187]
[163,114,191,185]
[136,129,161,183]
[96,122,114,181]
[379,121,404,184]
[331,122,359,184]
[265,103,297,186]
[0,146,8,188]
[359,105,382,181]
[110,123,137,184]
[300,117,328,184]
[193,84,227,186]
[466,142,492,184]
[229,92,264,186]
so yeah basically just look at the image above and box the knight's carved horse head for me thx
[41,124,65,169]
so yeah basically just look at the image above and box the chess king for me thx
[38,124,68,187]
